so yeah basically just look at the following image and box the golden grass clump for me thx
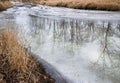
[0,28,28,73]
[0,28,54,82]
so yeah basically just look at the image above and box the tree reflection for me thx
[29,16,120,81]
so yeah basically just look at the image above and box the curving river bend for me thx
[0,2,120,83]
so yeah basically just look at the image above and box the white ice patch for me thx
[80,42,100,62]
[30,35,109,83]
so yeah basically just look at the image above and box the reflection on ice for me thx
[0,5,120,83]
[28,16,120,83]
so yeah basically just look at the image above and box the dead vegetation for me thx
[0,28,55,83]
[33,0,120,11]
[0,0,120,11]
[0,1,12,11]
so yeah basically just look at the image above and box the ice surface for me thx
[0,3,120,83]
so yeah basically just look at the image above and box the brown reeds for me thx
[0,28,54,83]
[0,1,12,11]
[0,0,120,11]
[33,0,120,11]
[0,28,28,72]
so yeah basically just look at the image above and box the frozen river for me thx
[0,2,120,83]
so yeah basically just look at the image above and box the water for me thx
[0,2,120,83]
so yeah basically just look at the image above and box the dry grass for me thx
[0,1,12,11]
[0,28,54,83]
[0,29,28,72]
[0,0,120,11]
[33,0,120,11]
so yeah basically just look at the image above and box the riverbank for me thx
[0,0,120,11]
[32,0,120,11]
[0,28,55,83]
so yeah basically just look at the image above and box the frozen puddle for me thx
[0,2,120,83]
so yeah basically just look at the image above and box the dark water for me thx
[0,3,120,83]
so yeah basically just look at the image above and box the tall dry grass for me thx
[0,28,54,82]
[34,0,120,11]
[0,1,12,11]
[0,28,28,73]
[0,0,120,11]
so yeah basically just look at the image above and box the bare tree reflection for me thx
[28,16,120,82]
